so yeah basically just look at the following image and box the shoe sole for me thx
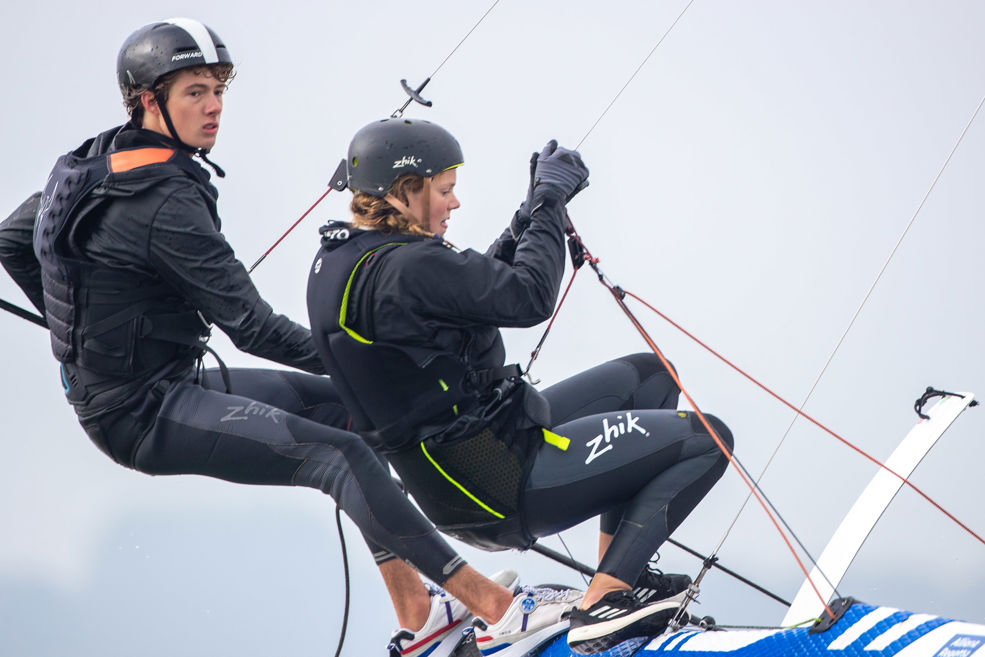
[397,619,465,657]
[477,619,569,657]
[567,591,687,645]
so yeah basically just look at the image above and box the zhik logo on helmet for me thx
[585,412,650,465]
[392,155,421,169]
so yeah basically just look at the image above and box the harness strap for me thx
[140,311,211,345]
[82,299,207,346]
[362,364,523,453]
[466,364,522,388]
[198,344,232,393]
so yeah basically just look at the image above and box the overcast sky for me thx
[2,1,984,655]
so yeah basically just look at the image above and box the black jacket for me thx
[307,193,568,442]
[339,198,568,373]
[0,123,323,420]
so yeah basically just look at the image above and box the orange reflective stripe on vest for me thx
[109,148,175,173]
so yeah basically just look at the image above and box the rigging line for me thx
[666,538,791,607]
[523,238,804,607]
[524,259,581,381]
[1,297,47,328]
[603,272,834,619]
[251,4,501,270]
[621,288,985,550]
[427,0,502,80]
[248,187,333,274]
[567,226,834,618]
[333,505,351,657]
[716,89,985,552]
[575,0,696,150]
[556,533,592,587]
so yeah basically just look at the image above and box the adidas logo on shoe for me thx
[567,589,685,655]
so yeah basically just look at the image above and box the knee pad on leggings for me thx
[687,413,734,455]
[616,353,680,409]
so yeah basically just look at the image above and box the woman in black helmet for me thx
[0,19,581,656]
[307,117,736,655]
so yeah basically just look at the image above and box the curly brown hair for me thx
[123,63,236,126]
[349,173,432,236]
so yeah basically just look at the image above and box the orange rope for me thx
[546,224,832,615]
[603,284,835,619]
[621,289,985,550]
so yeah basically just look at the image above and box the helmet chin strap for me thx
[384,177,431,233]
[153,91,226,178]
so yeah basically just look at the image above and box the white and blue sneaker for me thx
[472,585,583,657]
[388,570,519,657]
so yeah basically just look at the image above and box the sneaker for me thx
[566,589,686,655]
[632,564,692,604]
[473,585,584,657]
[388,570,519,657]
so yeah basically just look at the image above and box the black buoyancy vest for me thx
[307,227,484,449]
[34,140,211,375]
[307,226,538,550]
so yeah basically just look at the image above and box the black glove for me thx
[532,139,589,202]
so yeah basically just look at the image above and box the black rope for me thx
[666,539,790,607]
[1,298,47,328]
[530,537,790,608]
[530,542,596,578]
[333,506,350,657]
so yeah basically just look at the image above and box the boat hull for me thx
[529,603,985,657]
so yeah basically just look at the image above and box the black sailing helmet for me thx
[347,118,464,197]
[117,18,232,97]
[116,18,232,173]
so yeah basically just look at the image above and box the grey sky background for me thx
[2,2,984,655]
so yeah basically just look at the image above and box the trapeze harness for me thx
[33,140,217,401]
[308,227,563,551]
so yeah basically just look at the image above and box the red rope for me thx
[248,187,334,273]
[621,288,985,549]
[598,270,834,619]
[557,221,979,616]
[525,265,581,376]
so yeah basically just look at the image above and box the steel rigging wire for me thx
[522,0,985,623]
[717,89,985,554]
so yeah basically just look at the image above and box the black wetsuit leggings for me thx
[363,353,733,586]
[110,368,464,585]
[523,353,733,585]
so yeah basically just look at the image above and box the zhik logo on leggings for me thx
[221,401,284,424]
[585,412,649,465]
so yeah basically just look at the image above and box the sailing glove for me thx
[532,139,589,203]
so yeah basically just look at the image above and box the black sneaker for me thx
[633,564,692,603]
[566,589,686,655]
